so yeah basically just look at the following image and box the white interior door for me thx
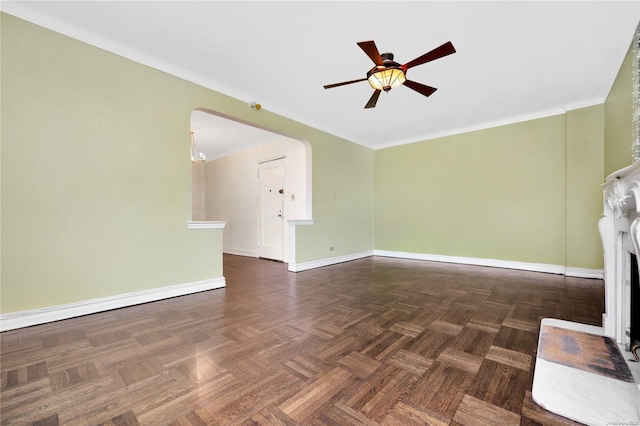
[258,158,285,261]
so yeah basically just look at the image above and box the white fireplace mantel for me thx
[529,161,640,425]
[599,160,640,346]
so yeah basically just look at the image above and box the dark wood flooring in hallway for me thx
[1,254,604,425]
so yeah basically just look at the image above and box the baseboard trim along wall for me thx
[288,249,604,278]
[3,252,601,331]
[374,250,604,279]
[563,267,604,279]
[0,277,226,332]
[223,249,257,257]
[289,251,375,272]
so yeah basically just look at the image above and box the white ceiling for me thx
[3,1,640,159]
[191,110,282,161]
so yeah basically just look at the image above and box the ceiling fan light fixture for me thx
[324,40,455,108]
[367,67,406,92]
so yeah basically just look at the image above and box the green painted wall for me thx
[605,44,634,176]
[374,37,635,272]
[297,138,374,262]
[374,116,568,265]
[1,13,223,313]
[374,94,633,271]
[1,13,375,313]
[566,105,605,269]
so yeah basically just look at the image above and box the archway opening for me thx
[190,108,312,264]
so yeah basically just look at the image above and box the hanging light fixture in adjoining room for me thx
[190,131,205,163]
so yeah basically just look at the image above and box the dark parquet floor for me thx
[1,254,604,425]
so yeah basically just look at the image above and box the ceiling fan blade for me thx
[403,80,438,97]
[402,41,456,71]
[324,78,368,89]
[357,40,384,66]
[364,89,382,109]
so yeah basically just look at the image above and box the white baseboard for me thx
[287,249,604,279]
[0,277,226,332]
[223,248,258,258]
[374,250,603,279]
[564,267,604,279]
[289,251,374,272]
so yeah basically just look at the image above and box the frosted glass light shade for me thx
[367,68,406,91]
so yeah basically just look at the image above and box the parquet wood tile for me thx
[1,255,605,424]
[279,367,353,423]
[407,361,475,418]
[485,345,532,371]
[320,401,378,426]
[355,368,417,422]
[112,358,164,387]
[388,321,424,338]
[207,371,298,424]
[96,411,140,426]
[360,330,408,361]
[387,349,434,376]
[404,329,453,358]
[436,347,484,374]
[381,400,450,426]
[342,364,403,410]
[426,319,464,336]
[453,394,521,425]
[492,325,537,353]
[282,355,328,382]
[467,359,529,414]
[247,405,298,426]
[32,414,60,426]
[450,327,495,356]
[337,351,381,378]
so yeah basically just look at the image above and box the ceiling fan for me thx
[323,40,456,109]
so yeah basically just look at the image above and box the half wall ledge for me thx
[188,221,227,229]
